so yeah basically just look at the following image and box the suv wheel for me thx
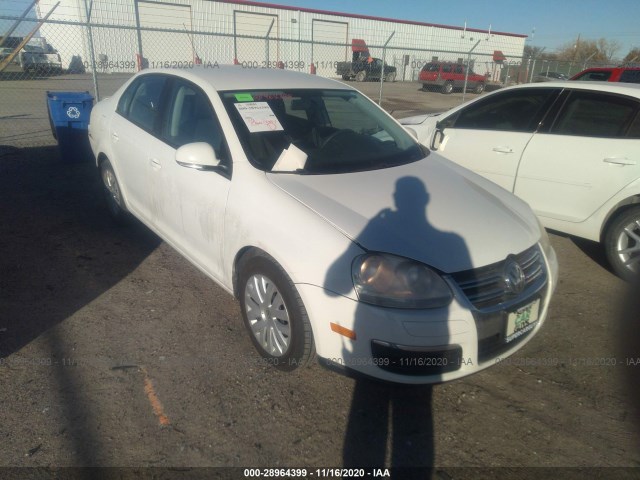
[355,70,367,82]
[474,82,485,94]
[442,81,454,94]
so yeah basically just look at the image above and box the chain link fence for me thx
[0,10,627,148]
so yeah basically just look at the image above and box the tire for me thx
[99,158,127,221]
[341,74,350,81]
[238,251,315,370]
[474,82,485,94]
[355,70,367,82]
[385,71,396,82]
[442,81,454,94]
[604,207,640,282]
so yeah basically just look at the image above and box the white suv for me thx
[401,82,640,280]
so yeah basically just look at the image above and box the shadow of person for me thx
[325,176,473,474]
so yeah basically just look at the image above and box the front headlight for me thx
[536,216,552,256]
[352,253,453,309]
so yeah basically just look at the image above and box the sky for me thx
[264,0,640,57]
[3,0,640,57]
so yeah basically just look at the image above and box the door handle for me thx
[492,146,513,154]
[603,157,636,166]
[150,158,162,170]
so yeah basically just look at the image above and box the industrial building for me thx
[36,0,527,79]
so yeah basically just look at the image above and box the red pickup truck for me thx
[420,62,487,94]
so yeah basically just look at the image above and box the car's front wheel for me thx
[604,207,640,282]
[238,251,315,370]
[474,82,485,94]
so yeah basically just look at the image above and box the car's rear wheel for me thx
[100,158,127,221]
[442,81,454,94]
[238,251,315,370]
[385,71,396,82]
[604,207,640,282]
[474,82,485,94]
[355,70,367,82]
[341,74,350,81]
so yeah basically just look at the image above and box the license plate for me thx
[505,299,540,343]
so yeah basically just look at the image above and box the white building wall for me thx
[36,0,526,75]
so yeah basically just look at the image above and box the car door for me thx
[110,74,168,220]
[514,89,640,223]
[435,88,559,191]
[149,77,232,281]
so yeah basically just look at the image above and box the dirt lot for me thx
[1,75,639,479]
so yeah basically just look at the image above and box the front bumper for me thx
[298,243,557,384]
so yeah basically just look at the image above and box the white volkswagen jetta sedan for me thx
[88,66,557,384]
[400,82,640,281]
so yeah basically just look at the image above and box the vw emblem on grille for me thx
[503,258,526,295]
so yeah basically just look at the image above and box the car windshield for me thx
[220,89,427,174]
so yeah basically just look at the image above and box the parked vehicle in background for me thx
[533,71,568,82]
[420,61,487,94]
[88,66,557,384]
[571,66,640,84]
[336,38,396,82]
[19,44,62,74]
[336,57,396,82]
[400,82,640,281]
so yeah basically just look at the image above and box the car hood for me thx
[399,112,443,125]
[267,154,539,273]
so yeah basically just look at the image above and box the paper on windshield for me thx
[234,102,284,132]
[272,143,308,172]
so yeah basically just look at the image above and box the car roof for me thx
[576,66,640,72]
[135,65,352,92]
[497,81,640,98]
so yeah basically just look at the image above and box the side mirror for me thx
[175,142,221,170]
[431,122,445,150]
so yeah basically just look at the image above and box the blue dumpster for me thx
[46,91,94,163]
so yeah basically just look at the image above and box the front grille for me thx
[449,245,546,311]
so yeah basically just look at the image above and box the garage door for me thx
[234,11,279,66]
[139,1,194,65]
[312,19,348,77]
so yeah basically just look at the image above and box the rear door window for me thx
[126,75,167,133]
[551,91,640,138]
